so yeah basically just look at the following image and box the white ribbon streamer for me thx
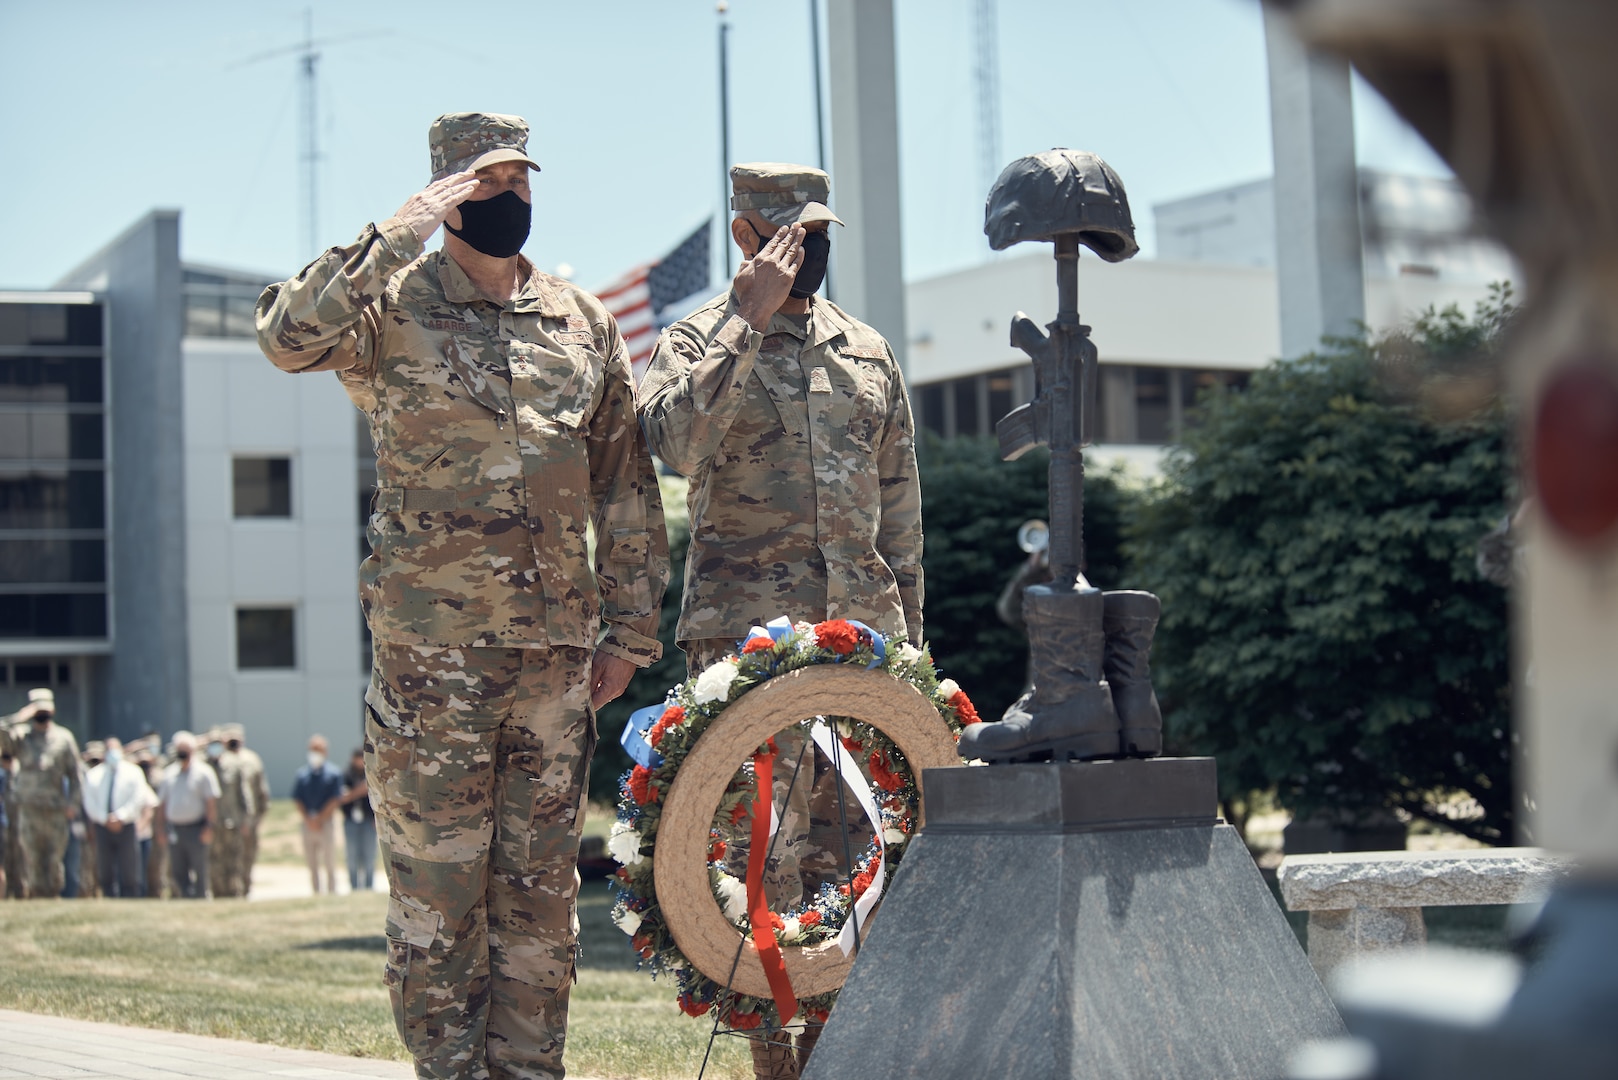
[809,722,887,956]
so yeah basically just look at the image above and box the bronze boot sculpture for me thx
[1103,590,1163,758]
[959,584,1119,762]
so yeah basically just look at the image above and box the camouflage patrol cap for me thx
[27,688,54,711]
[730,162,844,227]
[220,723,245,740]
[429,112,541,181]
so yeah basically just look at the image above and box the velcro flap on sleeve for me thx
[609,528,650,565]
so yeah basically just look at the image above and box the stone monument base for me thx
[802,758,1343,1080]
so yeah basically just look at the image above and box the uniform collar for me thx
[435,252,566,317]
[805,295,853,350]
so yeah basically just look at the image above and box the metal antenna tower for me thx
[230,11,387,261]
[974,0,1001,197]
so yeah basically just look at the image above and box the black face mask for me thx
[446,190,531,258]
[751,224,832,299]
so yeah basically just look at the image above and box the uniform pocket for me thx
[363,682,421,828]
[384,894,442,1056]
[608,528,650,566]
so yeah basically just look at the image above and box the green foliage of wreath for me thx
[607,619,977,1031]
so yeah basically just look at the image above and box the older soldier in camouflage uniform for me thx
[0,689,84,899]
[639,163,923,1079]
[256,112,668,1080]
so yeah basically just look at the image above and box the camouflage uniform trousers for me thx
[210,823,247,898]
[685,640,873,914]
[16,802,69,899]
[241,820,261,896]
[365,642,596,1080]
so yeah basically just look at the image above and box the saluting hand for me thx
[733,224,805,329]
[393,171,480,243]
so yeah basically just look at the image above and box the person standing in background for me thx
[156,731,219,899]
[292,735,344,895]
[81,737,153,898]
[339,747,377,892]
[221,725,270,896]
[0,690,83,899]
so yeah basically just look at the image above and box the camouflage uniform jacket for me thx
[256,219,669,663]
[0,719,81,810]
[639,292,923,644]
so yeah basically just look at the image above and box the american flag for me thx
[596,219,713,378]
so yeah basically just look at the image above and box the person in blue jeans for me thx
[338,748,376,891]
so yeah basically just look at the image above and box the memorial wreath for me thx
[608,617,979,1032]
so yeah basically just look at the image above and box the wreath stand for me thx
[653,665,962,1076]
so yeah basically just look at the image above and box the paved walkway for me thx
[0,1010,415,1079]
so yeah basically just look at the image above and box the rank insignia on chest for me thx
[809,366,833,394]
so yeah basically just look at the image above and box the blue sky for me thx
[0,0,1447,291]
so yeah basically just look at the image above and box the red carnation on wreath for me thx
[648,705,685,748]
[727,1009,764,1030]
[628,765,657,805]
[678,993,711,1017]
[868,749,904,792]
[800,909,823,928]
[709,838,727,861]
[741,636,775,654]
[852,855,880,900]
[950,689,981,726]
[814,619,863,656]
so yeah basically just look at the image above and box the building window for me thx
[237,606,296,670]
[233,457,292,518]
[952,378,982,437]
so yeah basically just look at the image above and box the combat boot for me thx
[958,583,1119,762]
[795,1021,822,1074]
[1103,590,1163,758]
[748,1032,798,1079]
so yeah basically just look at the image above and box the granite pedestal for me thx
[802,758,1343,1080]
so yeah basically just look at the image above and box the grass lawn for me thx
[0,880,752,1079]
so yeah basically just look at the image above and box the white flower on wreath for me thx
[893,642,923,666]
[693,660,741,705]
[883,828,907,846]
[715,872,749,923]
[612,906,643,936]
[781,916,802,943]
[937,678,960,700]
[607,821,644,866]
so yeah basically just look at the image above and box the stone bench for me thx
[1277,848,1573,981]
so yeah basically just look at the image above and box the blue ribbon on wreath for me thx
[621,703,665,769]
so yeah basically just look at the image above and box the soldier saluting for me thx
[256,112,669,1079]
[638,163,924,1080]
[0,689,82,899]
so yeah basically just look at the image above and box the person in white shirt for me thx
[81,737,156,898]
[157,731,220,899]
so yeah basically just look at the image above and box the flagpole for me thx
[718,1,733,279]
[809,0,833,300]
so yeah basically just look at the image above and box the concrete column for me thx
[827,0,909,375]
[57,212,190,741]
[1264,6,1366,360]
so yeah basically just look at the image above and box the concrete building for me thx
[0,212,365,793]
[905,170,1520,471]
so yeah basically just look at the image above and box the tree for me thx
[916,434,1133,722]
[1127,290,1517,844]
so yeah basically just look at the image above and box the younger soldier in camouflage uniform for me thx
[639,163,924,1079]
[257,112,668,1080]
[207,729,250,898]
[220,725,269,895]
[0,690,83,899]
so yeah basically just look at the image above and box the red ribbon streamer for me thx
[745,740,799,1024]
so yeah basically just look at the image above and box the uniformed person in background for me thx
[638,162,924,1080]
[220,724,269,895]
[207,728,251,898]
[256,111,668,1080]
[0,689,83,899]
